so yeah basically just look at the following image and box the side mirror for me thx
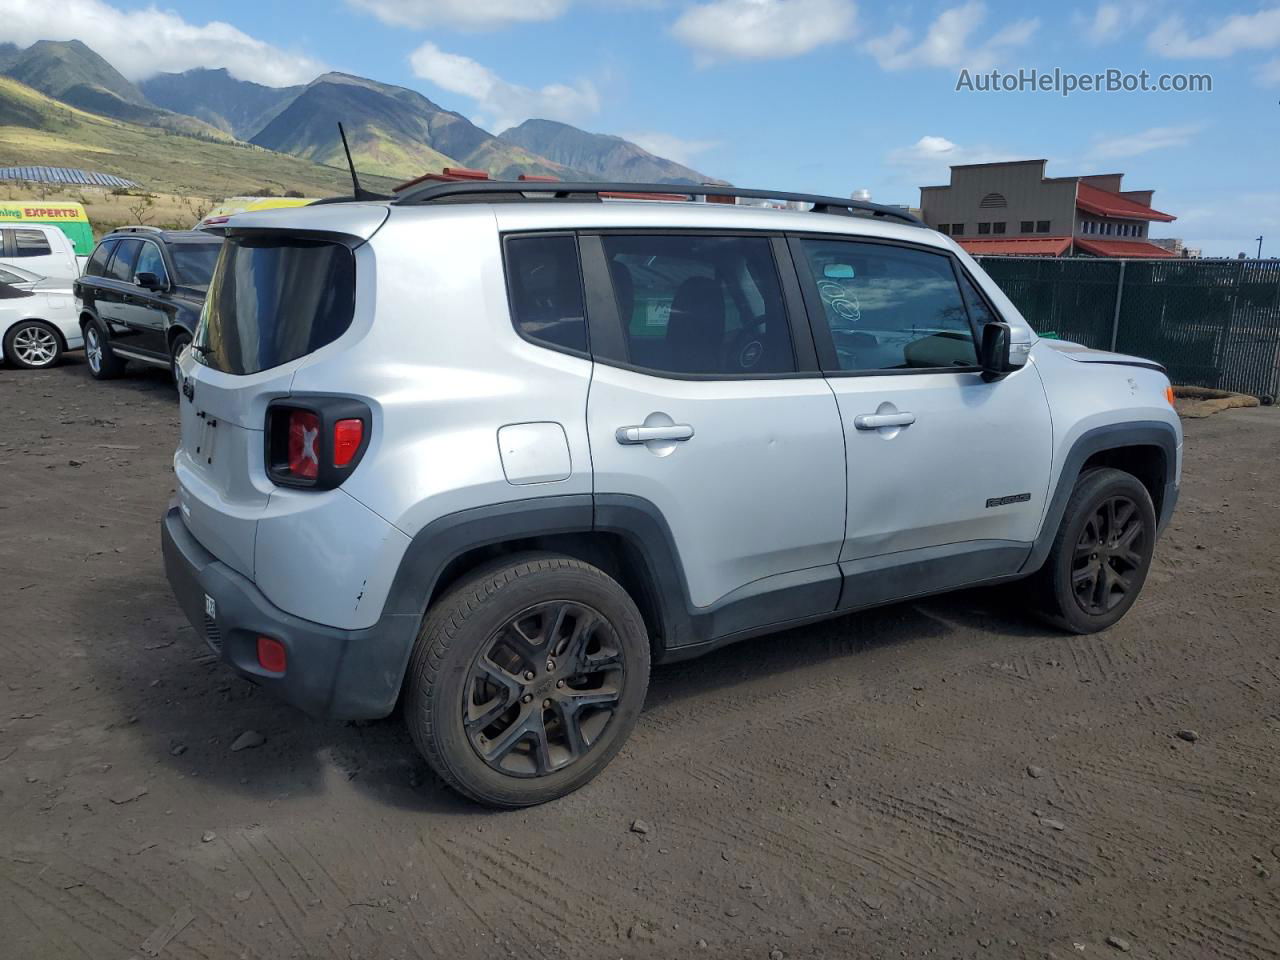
[135,272,165,291]
[979,321,1013,382]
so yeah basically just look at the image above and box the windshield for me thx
[194,236,356,375]
[170,242,223,287]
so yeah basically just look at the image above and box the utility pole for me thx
[1257,235,1264,259]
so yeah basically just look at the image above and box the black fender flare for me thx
[1021,420,1179,574]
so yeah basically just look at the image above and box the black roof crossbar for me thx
[391,180,925,226]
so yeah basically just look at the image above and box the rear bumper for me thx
[161,504,419,720]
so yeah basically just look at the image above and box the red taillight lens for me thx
[286,410,321,480]
[257,635,287,673]
[333,418,364,467]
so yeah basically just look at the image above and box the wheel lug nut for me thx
[543,699,552,708]
[524,671,535,681]
[546,660,555,671]
[521,694,532,704]
[556,679,565,688]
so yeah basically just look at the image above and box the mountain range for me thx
[0,39,715,190]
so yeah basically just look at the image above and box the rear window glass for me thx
[170,242,222,287]
[195,237,355,375]
[85,239,117,277]
[13,229,52,257]
[505,235,587,354]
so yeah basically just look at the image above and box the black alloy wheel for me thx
[1030,466,1158,634]
[404,555,650,807]
[1071,495,1147,616]
[464,600,626,777]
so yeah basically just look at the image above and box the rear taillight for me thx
[266,397,371,489]
[286,410,321,480]
[333,419,364,467]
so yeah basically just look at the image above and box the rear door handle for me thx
[616,424,695,444]
[853,412,916,430]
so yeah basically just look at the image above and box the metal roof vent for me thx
[979,192,1008,208]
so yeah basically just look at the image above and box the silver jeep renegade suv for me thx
[162,181,1182,807]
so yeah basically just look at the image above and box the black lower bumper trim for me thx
[161,505,418,720]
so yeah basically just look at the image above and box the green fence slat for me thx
[976,256,1280,399]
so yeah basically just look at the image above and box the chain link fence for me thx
[976,256,1280,401]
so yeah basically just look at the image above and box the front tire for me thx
[4,320,63,369]
[84,319,126,380]
[1030,467,1157,634]
[404,555,650,807]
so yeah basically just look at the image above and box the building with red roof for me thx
[919,159,1179,258]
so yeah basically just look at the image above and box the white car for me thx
[0,263,81,369]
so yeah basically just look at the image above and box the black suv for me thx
[74,227,222,381]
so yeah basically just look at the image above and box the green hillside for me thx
[251,72,584,182]
[500,119,714,185]
[2,39,227,140]
[0,75,397,197]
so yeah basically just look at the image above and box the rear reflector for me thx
[333,418,364,467]
[1165,386,1176,407]
[286,410,321,480]
[257,635,287,673]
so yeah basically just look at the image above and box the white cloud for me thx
[1088,123,1202,160]
[866,2,1038,71]
[1147,8,1280,58]
[620,131,719,165]
[671,0,858,64]
[0,0,323,86]
[346,0,570,29]
[408,42,600,132]
[885,134,1032,186]
[1076,2,1147,45]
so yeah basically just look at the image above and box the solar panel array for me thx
[0,165,138,188]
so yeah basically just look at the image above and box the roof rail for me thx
[111,224,166,234]
[392,180,925,226]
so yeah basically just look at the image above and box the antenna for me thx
[337,122,384,201]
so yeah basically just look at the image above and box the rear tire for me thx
[84,319,125,380]
[4,320,62,369]
[169,329,192,384]
[1029,467,1157,634]
[403,554,650,808]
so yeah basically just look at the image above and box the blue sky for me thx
[4,0,1279,255]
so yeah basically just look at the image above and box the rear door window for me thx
[106,239,142,282]
[195,236,356,375]
[13,229,52,258]
[598,234,794,376]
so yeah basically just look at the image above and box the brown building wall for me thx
[920,160,1077,238]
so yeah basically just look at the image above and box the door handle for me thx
[853,412,916,430]
[615,424,695,444]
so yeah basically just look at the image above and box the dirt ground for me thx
[2,359,1278,960]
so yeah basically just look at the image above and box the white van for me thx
[0,225,82,280]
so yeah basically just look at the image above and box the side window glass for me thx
[85,240,116,277]
[798,239,978,372]
[505,235,587,354]
[13,229,52,258]
[600,234,794,376]
[106,239,142,282]
[134,242,168,286]
[958,270,999,328]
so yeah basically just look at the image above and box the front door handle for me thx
[616,424,695,444]
[853,412,916,430]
